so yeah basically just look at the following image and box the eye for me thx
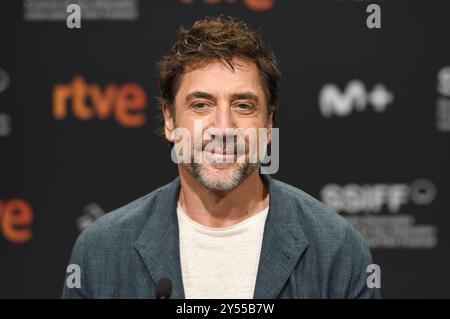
[192,103,210,112]
[233,103,255,113]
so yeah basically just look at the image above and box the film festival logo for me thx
[170,120,279,174]
[0,198,34,244]
[321,179,438,249]
[53,75,148,128]
[318,79,394,118]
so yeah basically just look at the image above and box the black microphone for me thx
[155,277,172,299]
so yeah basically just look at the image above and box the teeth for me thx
[209,153,234,156]
[205,150,235,155]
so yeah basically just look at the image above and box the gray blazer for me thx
[62,175,380,299]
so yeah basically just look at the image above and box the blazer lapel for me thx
[253,175,310,299]
[134,177,185,299]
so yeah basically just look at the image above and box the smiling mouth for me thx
[201,149,241,165]
[203,150,237,159]
[204,149,237,155]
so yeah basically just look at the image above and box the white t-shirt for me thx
[177,202,269,299]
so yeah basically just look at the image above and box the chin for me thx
[198,164,241,192]
[186,162,258,193]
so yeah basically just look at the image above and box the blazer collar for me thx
[134,174,310,299]
[253,174,310,298]
[134,177,185,298]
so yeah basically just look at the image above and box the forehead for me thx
[175,58,266,102]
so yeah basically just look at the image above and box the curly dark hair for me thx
[156,16,281,137]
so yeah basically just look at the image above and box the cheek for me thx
[234,114,267,130]
[176,106,208,126]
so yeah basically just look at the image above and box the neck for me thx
[178,166,269,228]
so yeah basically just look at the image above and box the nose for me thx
[209,103,237,142]
[214,103,235,132]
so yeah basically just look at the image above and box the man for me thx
[62,16,380,299]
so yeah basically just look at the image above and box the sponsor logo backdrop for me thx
[1,0,449,298]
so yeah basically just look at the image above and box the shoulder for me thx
[271,178,369,255]
[272,179,378,298]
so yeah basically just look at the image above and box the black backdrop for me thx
[1,0,449,298]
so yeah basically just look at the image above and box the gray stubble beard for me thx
[182,161,259,193]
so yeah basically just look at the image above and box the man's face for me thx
[164,57,273,192]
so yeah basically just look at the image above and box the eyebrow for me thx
[230,92,259,104]
[185,91,216,104]
[185,91,260,105]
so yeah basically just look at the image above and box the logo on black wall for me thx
[318,80,394,117]
[0,68,11,137]
[53,75,148,128]
[180,0,275,11]
[0,198,34,244]
[436,66,450,132]
[320,179,438,249]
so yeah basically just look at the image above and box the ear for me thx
[162,103,175,143]
[266,110,274,145]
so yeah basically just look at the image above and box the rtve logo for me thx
[0,198,33,244]
[53,75,148,128]
[180,0,275,11]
